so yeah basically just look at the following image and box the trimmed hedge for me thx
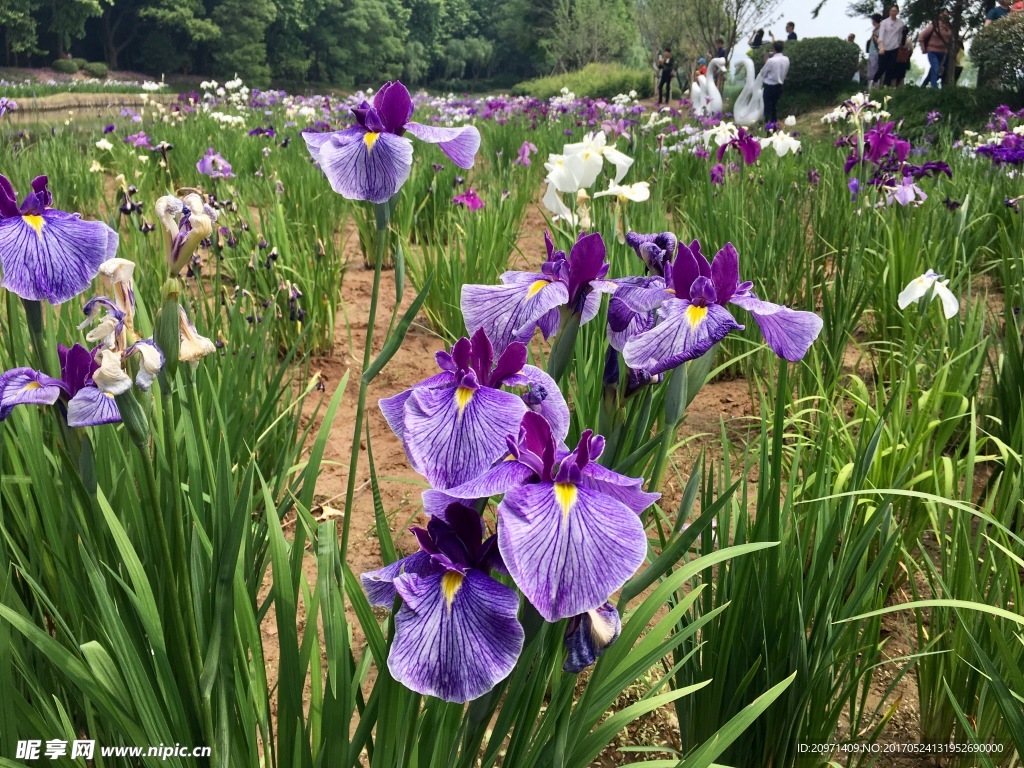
[51,59,79,74]
[83,62,109,79]
[971,13,1024,92]
[71,57,88,70]
[512,63,653,100]
[751,37,860,110]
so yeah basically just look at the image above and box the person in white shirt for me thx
[761,41,790,125]
[877,4,907,86]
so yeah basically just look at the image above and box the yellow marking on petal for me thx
[22,215,44,238]
[685,304,708,329]
[22,381,42,391]
[364,132,380,151]
[441,571,464,610]
[527,280,548,298]
[554,482,578,521]
[455,386,474,414]
[104,392,115,399]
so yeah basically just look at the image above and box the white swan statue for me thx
[732,56,764,125]
[690,76,707,113]
[703,57,726,115]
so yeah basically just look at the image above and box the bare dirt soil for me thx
[257,205,933,766]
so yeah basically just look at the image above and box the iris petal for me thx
[423,461,535,517]
[404,122,481,169]
[623,299,742,376]
[0,368,65,411]
[66,387,121,427]
[379,371,455,447]
[404,384,527,489]
[497,481,647,622]
[373,81,415,134]
[0,211,118,305]
[563,602,621,673]
[515,365,570,442]
[389,569,523,702]
[304,127,413,204]
[580,461,661,515]
[461,280,569,355]
[729,292,823,361]
[361,551,433,606]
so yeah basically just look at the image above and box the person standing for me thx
[749,29,765,50]
[878,4,906,86]
[715,38,728,92]
[867,14,883,87]
[761,41,790,126]
[786,21,798,40]
[919,8,951,88]
[656,48,676,105]
[985,0,1011,25]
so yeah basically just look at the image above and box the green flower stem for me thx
[123,391,209,741]
[161,386,204,710]
[546,310,580,385]
[22,298,60,378]
[648,364,688,494]
[340,201,390,559]
[133,435,208,734]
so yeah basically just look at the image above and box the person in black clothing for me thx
[786,22,797,39]
[749,29,765,49]
[657,48,676,104]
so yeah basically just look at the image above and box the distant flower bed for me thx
[0,78,169,97]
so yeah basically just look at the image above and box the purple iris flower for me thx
[197,148,235,179]
[619,240,823,375]
[848,178,861,202]
[0,174,118,304]
[103,124,115,134]
[124,132,153,150]
[427,412,657,622]
[716,127,761,165]
[807,168,820,187]
[453,188,485,210]
[461,231,615,355]
[361,503,524,702]
[709,163,726,185]
[563,601,621,673]
[623,231,678,277]
[606,232,679,353]
[514,141,538,166]
[379,327,569,490]
[862,122,910,165]
[302,81,481,204]
[926,110,942,125]
[0,343,120,427]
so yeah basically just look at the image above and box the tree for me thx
[689,0,781,71]
[45,0,108,57]
[211,0,276,83]
[545,0,635,73]
[137,0,219,73]
[0,0,40,65]
[305,0,409,87]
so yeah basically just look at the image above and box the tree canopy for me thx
[0,0,778,88]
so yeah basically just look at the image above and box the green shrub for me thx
[83,61,109,79]
[751,37,860,110]
[512,63,653,100]
[970,13,1024,92]
[51,59,79,75]
[71,57,88,70]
